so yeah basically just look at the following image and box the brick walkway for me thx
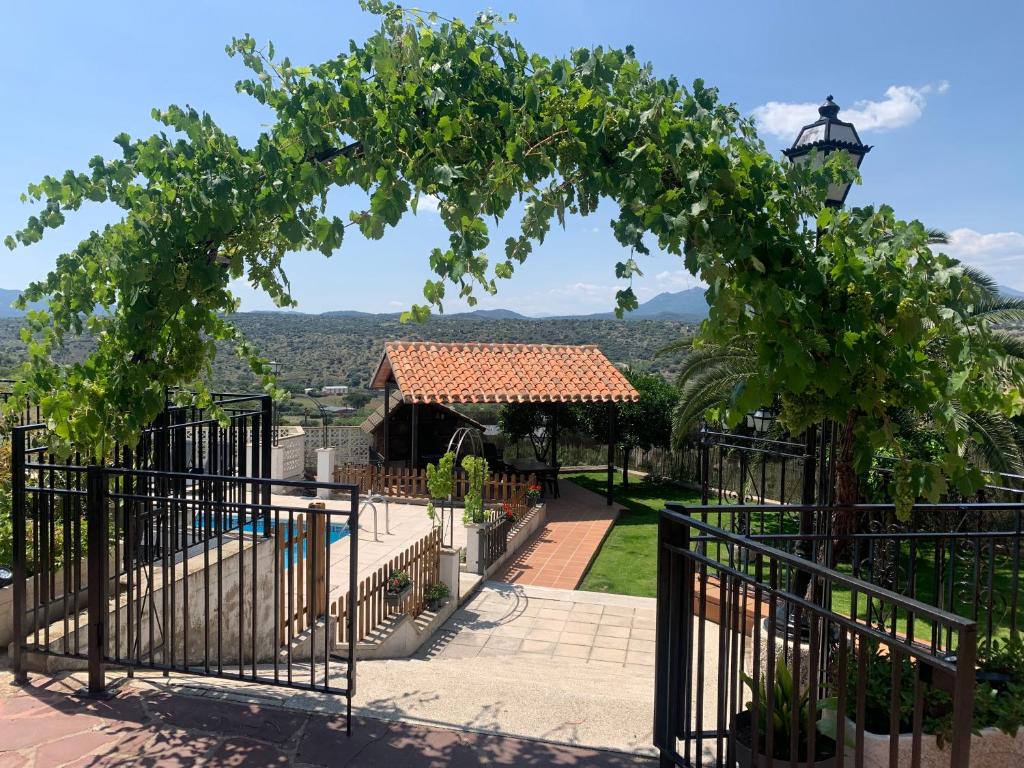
[499,480,618,588]
[0,671,655,767]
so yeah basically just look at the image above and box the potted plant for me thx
[461,455,488,525]
[819,640,1024,767]
[426,452,456,542]
[384,569,412,604]
[525,482,542,507]
[425,582,450,612]
[502,501,516,524]
[732,657,837,767]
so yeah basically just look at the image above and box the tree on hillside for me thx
[580,368,678,488]
[4,2,1021,516]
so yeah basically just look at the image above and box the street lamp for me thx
[269,360,282,446]
[778,97,870,639]
[783,95,871,208]
[745,408,777,435]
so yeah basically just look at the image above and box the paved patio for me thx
[498,480,618,588]
[0,668,655,767]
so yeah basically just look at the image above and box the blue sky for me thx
[2,1,1022,316]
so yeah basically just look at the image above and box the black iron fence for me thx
[8,394,363,730]
[655,504,980,767]
[0,378,40,429]
[478,507,513,573]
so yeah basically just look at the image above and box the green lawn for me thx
[570,472,705,597]
[570,473,1016,641]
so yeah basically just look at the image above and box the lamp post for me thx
[783,95,871,208]
[745,408,777,435]
[780,96,869,639]
[293,392,331,449]
[269,360,282,446]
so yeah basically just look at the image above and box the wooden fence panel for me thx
[334,464,534,504]
[329,527,442,650]
[276,512,329,643]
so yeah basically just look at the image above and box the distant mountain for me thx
[626,288,709,320]
[321,309,395,318]
[452,308,530,320]
[1000,285,1024,299]
[0,289,25,317]
[556,287,709,321]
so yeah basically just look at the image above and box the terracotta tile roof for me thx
[370,342,639,404]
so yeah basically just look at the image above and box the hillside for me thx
[0,313,695,392]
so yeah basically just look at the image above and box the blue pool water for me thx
[201,513,350,568]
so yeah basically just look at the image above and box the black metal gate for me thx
[8,394,361,730]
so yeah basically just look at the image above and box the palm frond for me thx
[953,409,1024,475]
[960,264,1000,297]
[656,336,697,358]
[992,330,1024,363]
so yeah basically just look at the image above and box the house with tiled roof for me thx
[369,342,638,503]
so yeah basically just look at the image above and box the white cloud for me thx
[752,83,949,139]
[416,194,441,214]
[941,228,1024,290]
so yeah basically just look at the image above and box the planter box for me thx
[730,710,836,768]
[384,583,413,604]
[843,718,1024,767]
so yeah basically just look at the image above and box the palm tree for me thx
[668,266,1024,501]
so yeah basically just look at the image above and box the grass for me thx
[569,472,1017,641]
[570,472,706,597]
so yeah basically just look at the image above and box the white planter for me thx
[845,719,1024,767]
[464,523,483,575]
[316,447,336,499]
[439,547,461,601]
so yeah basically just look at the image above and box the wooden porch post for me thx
[606,401,616,506]
[410,401,419,469]
[382,381,391,465]
[550,404,559,469]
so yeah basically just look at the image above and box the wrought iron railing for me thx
[478,507,513,573]
[10,427,361,726]
[655,504,980,767]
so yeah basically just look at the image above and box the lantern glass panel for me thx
[827,123,858,144]
[796,123,826,146]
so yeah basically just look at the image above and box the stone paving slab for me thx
[418,581,658,671]
[0,669,655,767]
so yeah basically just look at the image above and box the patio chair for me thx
[483,442,508,473]
[545,463,561,499]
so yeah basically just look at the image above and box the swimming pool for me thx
[197,512,350,567]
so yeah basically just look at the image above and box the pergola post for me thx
[606,401,616,506]
[410,400,419,469]
[382,381,391,465]
[550,404,559,470]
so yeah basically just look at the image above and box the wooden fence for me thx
[335,464,535,502]
[276,513,328,644]
[330,526,442,647]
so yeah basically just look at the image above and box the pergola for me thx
[369,341,640,505]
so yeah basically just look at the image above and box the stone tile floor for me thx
[419,581,657,671]
[0,668,656,767]
[499,480,619,589]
